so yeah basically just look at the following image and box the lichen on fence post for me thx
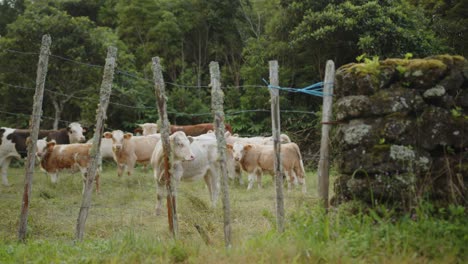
[318,60,335,210]
[210,61,232,248]
[75,46,117,241]
[18,34,51,242]
[152,57,178,238]
[269,60,285,233]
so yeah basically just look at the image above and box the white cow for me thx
[225,131,291,145]
[138,123,158,136]
[228,142,306,193]
[86,137,114,160]
[151,131,223,215]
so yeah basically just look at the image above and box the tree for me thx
[0,0,24,37]
[0,1,132,129]
[410,0,468,56]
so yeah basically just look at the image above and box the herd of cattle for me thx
[0,122,306,211]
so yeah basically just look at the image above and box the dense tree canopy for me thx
[0,0,463,143]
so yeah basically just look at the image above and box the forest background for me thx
[0,0,466,145]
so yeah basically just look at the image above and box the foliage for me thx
[0,0,461,138]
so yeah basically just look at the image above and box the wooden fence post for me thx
[317,60,335,210]
[18,34,51,242]
[152,57,178,238]
[269,60,285,233]
[210,61,232,248]
[75,46,117,241]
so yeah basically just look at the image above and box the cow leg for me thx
[1,157,11,186]
[205,169,219,207]
[117,163,125,177]
[50,172,58,184]
[294,161,307,193]
[155,181,165,215]
[235,164,243,185]
[247,173,255,190]
[284,171,292,192]
[256,170,262,189]
[127,156,137,177]
[203,174,214,205]
[94,173,100,194]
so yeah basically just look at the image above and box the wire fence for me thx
[1,48,319,130]
[0,45,323,243]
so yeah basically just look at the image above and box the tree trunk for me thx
[52,100,63,130]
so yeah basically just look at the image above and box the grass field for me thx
[0,162,466,263]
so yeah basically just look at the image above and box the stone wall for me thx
[332,55,467,208]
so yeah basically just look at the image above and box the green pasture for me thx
[0,163,466,263]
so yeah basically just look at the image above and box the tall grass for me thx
[0,165,466,263]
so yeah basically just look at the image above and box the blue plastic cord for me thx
[262,78,333,97]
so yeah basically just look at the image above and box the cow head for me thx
[67,122,86,143]
[232,142,252,162]
[171,131,194,161]
[104,130,132,153]
[37,140,56,158]
[138,123,158,136]
[30,137,48,159]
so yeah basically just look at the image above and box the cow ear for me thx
[188,136,194,143]
[46,140,56,149]
[226,144,233,150]
[124,133,133,139]
[103,132,112,139]
[244,144,252,151]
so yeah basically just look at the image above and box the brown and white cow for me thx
[152,131,226,215]
[104,130,161,177]
[227,142,306,193]
[0,122,86,186]
[37,140,99,193]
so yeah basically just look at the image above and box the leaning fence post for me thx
[210,61,232,248]
[269,60,285,233]
[18,34,51,242]
[152,57,178,238]
[75,46,117,241]
[317,60,335,210]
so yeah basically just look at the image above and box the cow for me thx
[170,123,233,136]
[224,131,291,145]
[0,122,86,186]
[138,123,159,136]
[224,132,292,185]
[151,131,224,215]
[103,130,161,177]
[36,140,99,193]
[86,137,114,161]
[141,122,233,137]
[227,142,306,193]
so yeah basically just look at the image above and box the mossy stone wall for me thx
[332,55,467,208]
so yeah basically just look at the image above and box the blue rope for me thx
[262,78,333,97]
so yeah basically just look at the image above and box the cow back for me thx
[127,134,161,162]
[41,143,92,172]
